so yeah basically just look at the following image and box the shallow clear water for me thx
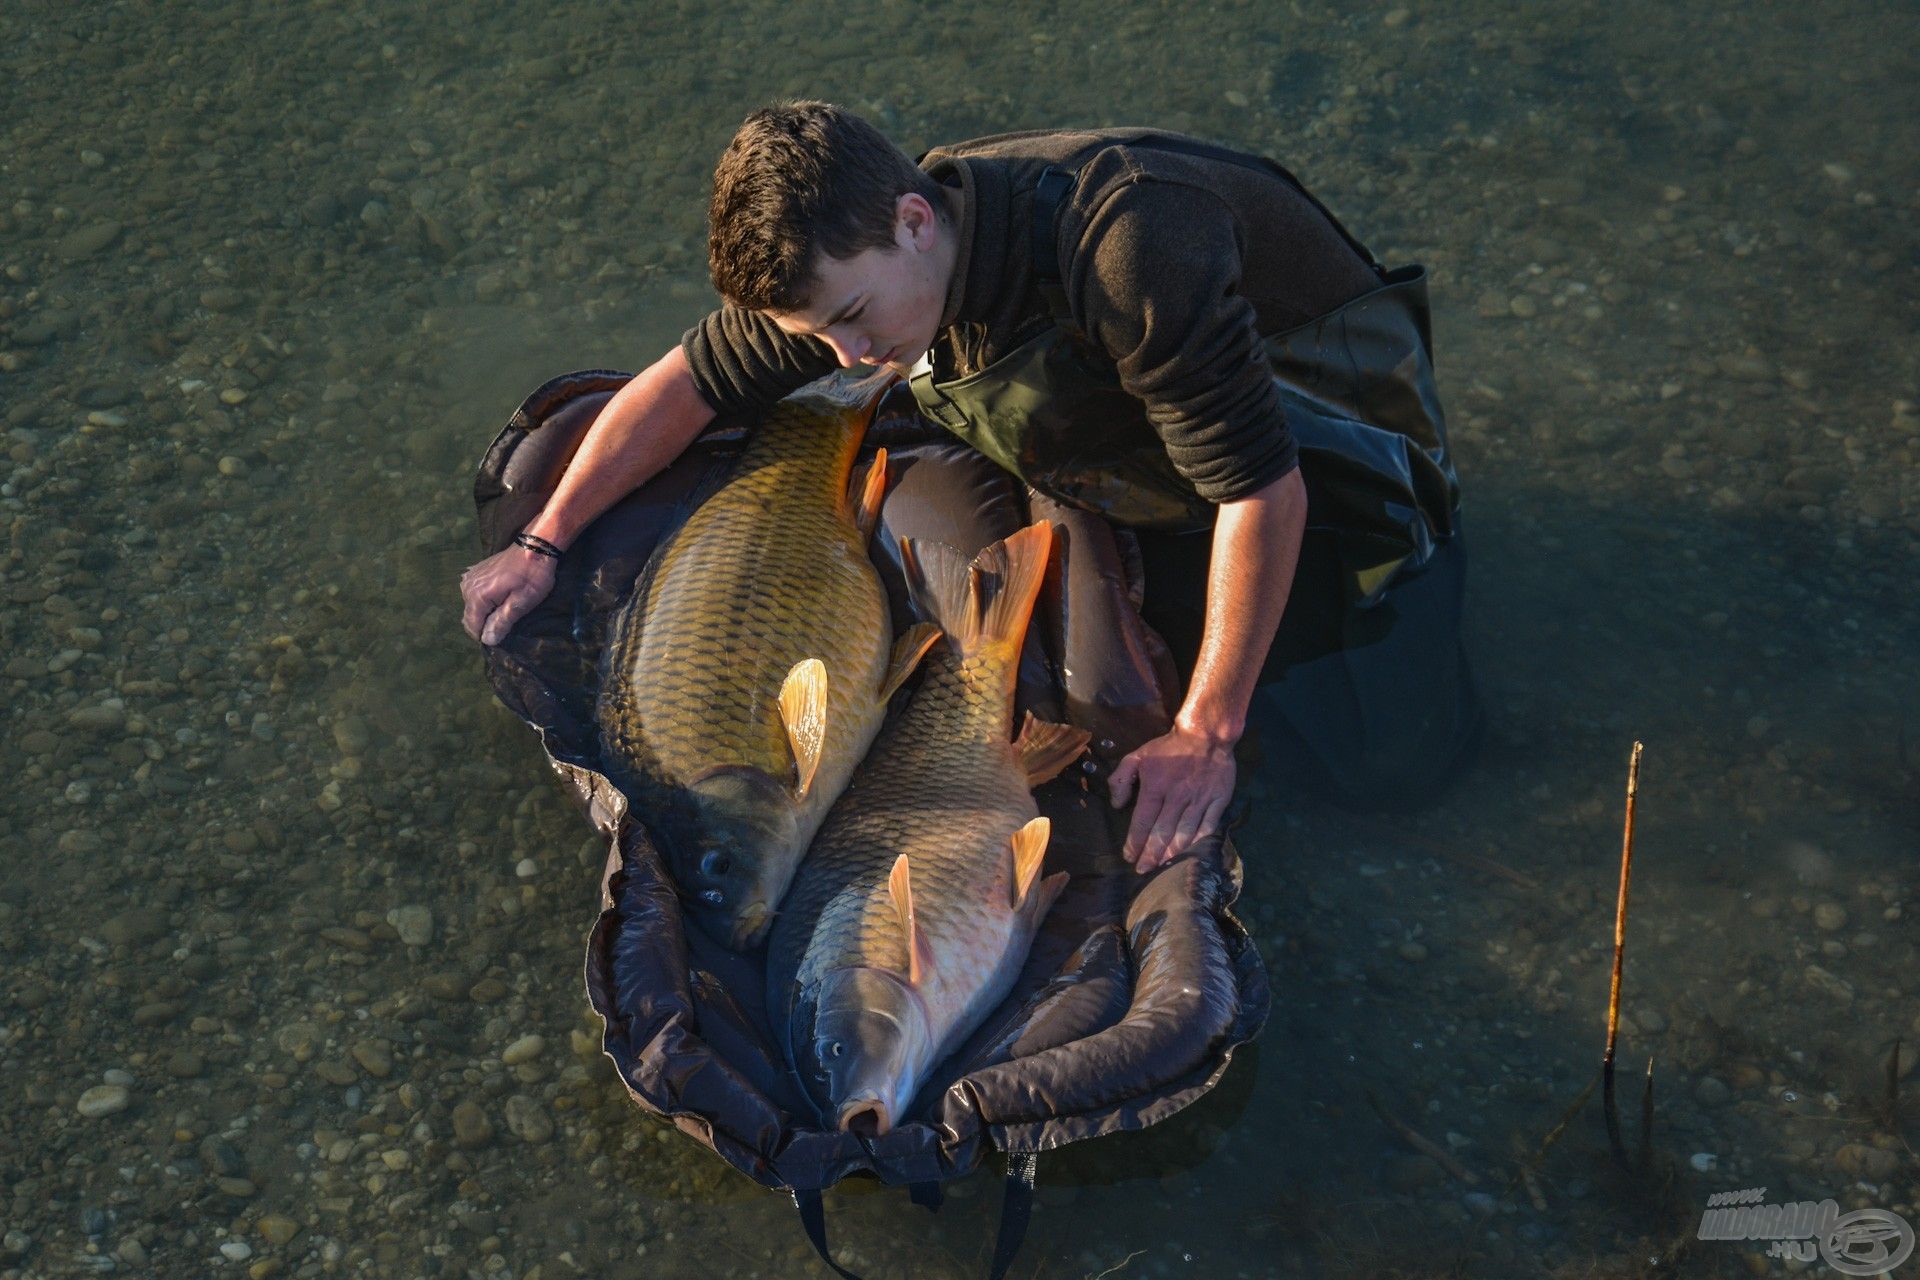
[2,2,1916,1278]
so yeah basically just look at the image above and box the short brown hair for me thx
[707,101,945,313]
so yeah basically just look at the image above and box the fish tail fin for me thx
[780,370,897,478]
[792,367,900,413]
[898,521,1054,660]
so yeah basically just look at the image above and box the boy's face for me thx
[769,192,954,376]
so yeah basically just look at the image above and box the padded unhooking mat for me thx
[472,371,1270,1278]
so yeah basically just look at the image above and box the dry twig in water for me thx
[1366,1090,1480,1186]
[1602,742,1645,1171]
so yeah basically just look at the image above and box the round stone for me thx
[1813,903,1848,931]
[76,1084,130,1117]
[451,1101,493,1149]
[349,1040,392,1078]
[504,1094,554,1144]
[386,905,433,946]
[501,1034,545,1066]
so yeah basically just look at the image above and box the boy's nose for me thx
[823,330,869,368]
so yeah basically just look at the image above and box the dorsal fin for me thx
[1012,711,1092,787]
[851,448,889,543]
[888,854,932,987]
[778,658,827,799]
[897,522,1053,659]
[878,622,942,701]
[1007,815,1052,911]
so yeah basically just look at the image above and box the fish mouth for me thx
[837,1098,891,1138]
[730,902,774,949]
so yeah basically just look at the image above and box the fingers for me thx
[480,594,525,647]
[1122,780,1166,867]
[1107,755,1138,809]
[460,571,497,642]
[1134,801,1189,874]
[1132,779,1236,875]
[1142,793,1233,873]
[1160,803,1213,871]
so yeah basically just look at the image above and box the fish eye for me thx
[828,1041,844,1059]
[700,849,732,878]
[699,888,724,907]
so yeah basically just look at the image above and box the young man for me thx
[461,102,1477,872]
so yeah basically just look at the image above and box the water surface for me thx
[2,2,1915,1277]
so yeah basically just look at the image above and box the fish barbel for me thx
[768,521,1091,1134]
[599,375,937,949]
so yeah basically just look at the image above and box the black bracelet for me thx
[513,533,564,560]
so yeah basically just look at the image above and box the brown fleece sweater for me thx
[683,129,1382,503]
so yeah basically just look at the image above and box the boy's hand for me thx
[460,545,557,646]
[1107,725,1237,873]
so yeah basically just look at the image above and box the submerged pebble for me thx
[502,1033,545,1066]
[75,1085,129,1118]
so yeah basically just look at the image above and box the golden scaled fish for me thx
[767,522,1091,1135]
[599,376,938,949]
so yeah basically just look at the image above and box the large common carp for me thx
[599,375,938,950]
[768,522,1091,1135]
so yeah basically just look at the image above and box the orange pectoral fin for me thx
[888,854,933,987]
[778,658,827,800]
[1007,815,1052,911]
[852,447,889,543]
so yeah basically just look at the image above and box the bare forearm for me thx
[523,345,717,548]
[1176,467,1307,745]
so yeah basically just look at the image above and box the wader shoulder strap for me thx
[1031,165,1077,328]
[787,1153,1039,1279]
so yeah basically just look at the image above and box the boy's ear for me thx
[898,192,938,246]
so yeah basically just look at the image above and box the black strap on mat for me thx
[789,1153,1039,1279]
[987,1152,1039,1280]
[793,1187,864,1280]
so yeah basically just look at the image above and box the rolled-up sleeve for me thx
[681,304,839,417]
[1074,183,1297,502]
